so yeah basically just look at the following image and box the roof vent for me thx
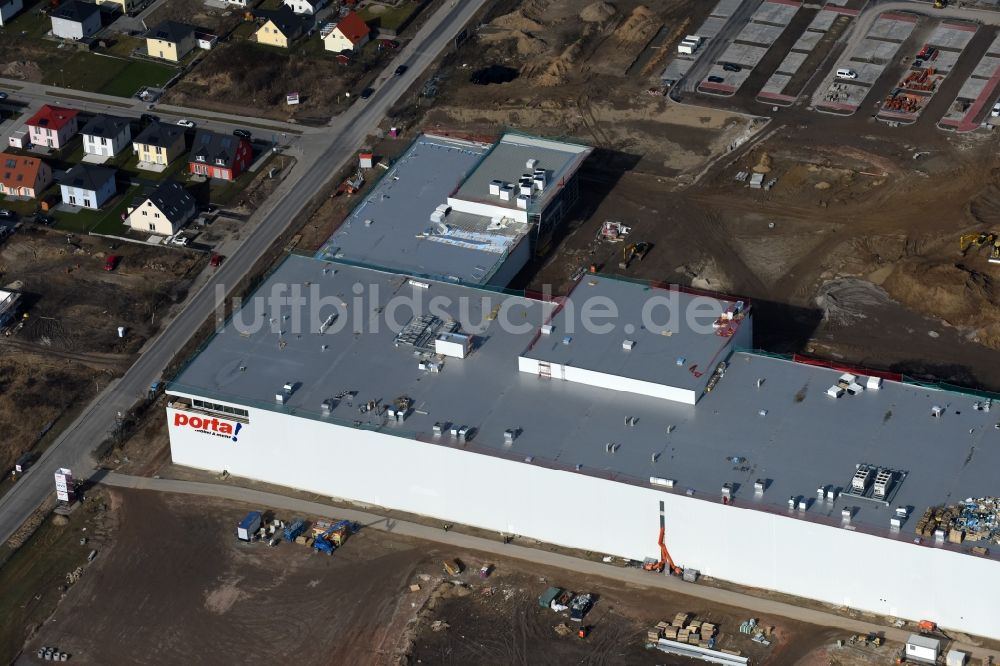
[526,158,538,169]
[754,479,764,494]
[540,324,554,335]
[489,179,502,196]
[622,339,635,351]
[562,336,572,345]
[931,405,944,418]
[516,195,529,209]
[867,376,882,390]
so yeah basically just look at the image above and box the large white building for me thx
[166,254,1000,640]
[316,132,592,287]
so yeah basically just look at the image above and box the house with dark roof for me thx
[0,153,52,199]
[50,0,101,40]
[283,0,325,16]
[321,11,369,52]
[133,121,186,170]
[189,130,252,181]
[146,20,196,62]
[0,0,25,28]
[81,114,132,159]
[59,164,116,209]
[125,179,196,236]
[254,6,312,48]
[26,105,80,150]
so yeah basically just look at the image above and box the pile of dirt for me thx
[490,9,545,32]
[753,152,773,174]
[1,60,42,82]
[535,40,583,87]
[479,29,549,57]
[580,1,616,23]
[613,5,660,45]
[883,261,1000,340]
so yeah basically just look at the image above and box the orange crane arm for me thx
[659,527,682,574]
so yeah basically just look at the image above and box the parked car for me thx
[175,119,196,128]
[0,209,14,219]
[992,102,1000,118]
[232,129,252,140]
[104,255,120,271]
[836,68,858,80]
[707,75,724,83]
[0,92,8,101]
[359,87,374,100]
[210,253,224,268]
[722,62,741,72]
[170,235,189,246]
[394,65,408,76]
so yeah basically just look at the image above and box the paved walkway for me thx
[98,472,999,663]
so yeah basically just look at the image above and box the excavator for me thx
[619,242,651,270]
[642,525,683,576]
[959,231,1000,263]
[933,0,947,8]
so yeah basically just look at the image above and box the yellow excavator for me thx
[960,231,997,255]
[933,0,947,8]
[619,242,650,270]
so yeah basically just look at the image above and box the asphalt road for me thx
[98,472,1000,663]
[0,0,490,547]
[677,0,764,95]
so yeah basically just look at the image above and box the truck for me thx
[312,520,354,554]
[237,511,262,541]
[677,41,698,55]
[569,593,594,622]
[14,452,36,474]
[283,518,306,542]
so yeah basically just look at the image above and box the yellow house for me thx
[254,7,310,49]
[132,122,186,170]
[95,0,138,15]
[146,20,196,62]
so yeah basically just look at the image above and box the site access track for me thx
[0,0,492,548]
[98,472,1000,664]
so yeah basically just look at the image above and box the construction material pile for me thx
[646,612,722,651]
[915,505,961,539]
[956,497,1000,544]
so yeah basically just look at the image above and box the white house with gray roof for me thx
[81,115,132,159]
[59,164,116,209]
[50,0,101,40]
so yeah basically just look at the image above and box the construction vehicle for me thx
[443,559,462,576]
[312,520,353,554]
[960,231,998,255]
[619,242,651,270]
[934,0,946,8]
[337,170,365,196]
[918,619,937,633]
[283,518,306,542]
[642,525,683,576]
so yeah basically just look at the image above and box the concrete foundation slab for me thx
[808,10,837,32]
[973,55,1000,79]
[737,22,786,46]
[761,72,792,95]
[792,30,823,51]
[852,38,899,64]
[751,1,798,26]
[928,24,977,52]
[698,16,729,39]
[867,16,916,43]
[710,0,743,18]
[719,42,769,67]
[776,50,807,75]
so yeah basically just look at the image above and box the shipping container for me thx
[237,511,262,541]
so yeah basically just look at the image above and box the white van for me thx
[836,68,858,80]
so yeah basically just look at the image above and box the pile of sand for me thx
[535,40,583,87]
[752,152,773,174]
[581,1,616,23]
[613,5,660,45]
[2,60,42,82]
[490,9,545,33]
[884,260,999,329]
[479,30,548,57]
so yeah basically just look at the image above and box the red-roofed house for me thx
[0,152,53,199]
[26,105,80,150]
[321,11,370,53]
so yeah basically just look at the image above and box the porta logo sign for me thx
[174,413,244,441]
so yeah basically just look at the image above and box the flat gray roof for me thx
[172,255,1000,557]
[315,135,527,284]
[523,276,746,393]
[453,133,592,213]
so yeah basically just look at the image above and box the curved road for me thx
[0,0,490,546]
[99,472,1000,663]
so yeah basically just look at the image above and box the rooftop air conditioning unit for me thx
[499,186,512,201]
[489,179,502,196]
[516,195,529,209]
[622,339,635,351]
[540,324,553,335]
[526,158,538,169]
[873,469,894,499]
[851,466,872,492]
[519,184,532,197]
[867,376,883,390]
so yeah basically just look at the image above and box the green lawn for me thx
[98,60,177,97]
[359,1,421,32]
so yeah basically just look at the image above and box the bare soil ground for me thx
[386,0,1000,391]
[0,227,201,473]
[145,0,245,37]
[14,488,893,666]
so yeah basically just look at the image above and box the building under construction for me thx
[166,253,1000,640]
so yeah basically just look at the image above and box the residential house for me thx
[59,164,117,209]
[146,20,196,62]
[189,130,252,181]
[26,105,80,150]
[59,164,116,209]
[50,0,102,40]
[132,121,186,168]
[0,0,24,27]
[0,153,52,199]
[125,179,196,236]
[81,114,132,158]
[95,0,139,16]
[254,7,311,48]
[321,11,369,53]
[283,0,324,16]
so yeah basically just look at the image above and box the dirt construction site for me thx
[4,487,906,665]
[0,228,201,476]
[361,0,1000,392]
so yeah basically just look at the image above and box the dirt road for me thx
[96,472,1000,663]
